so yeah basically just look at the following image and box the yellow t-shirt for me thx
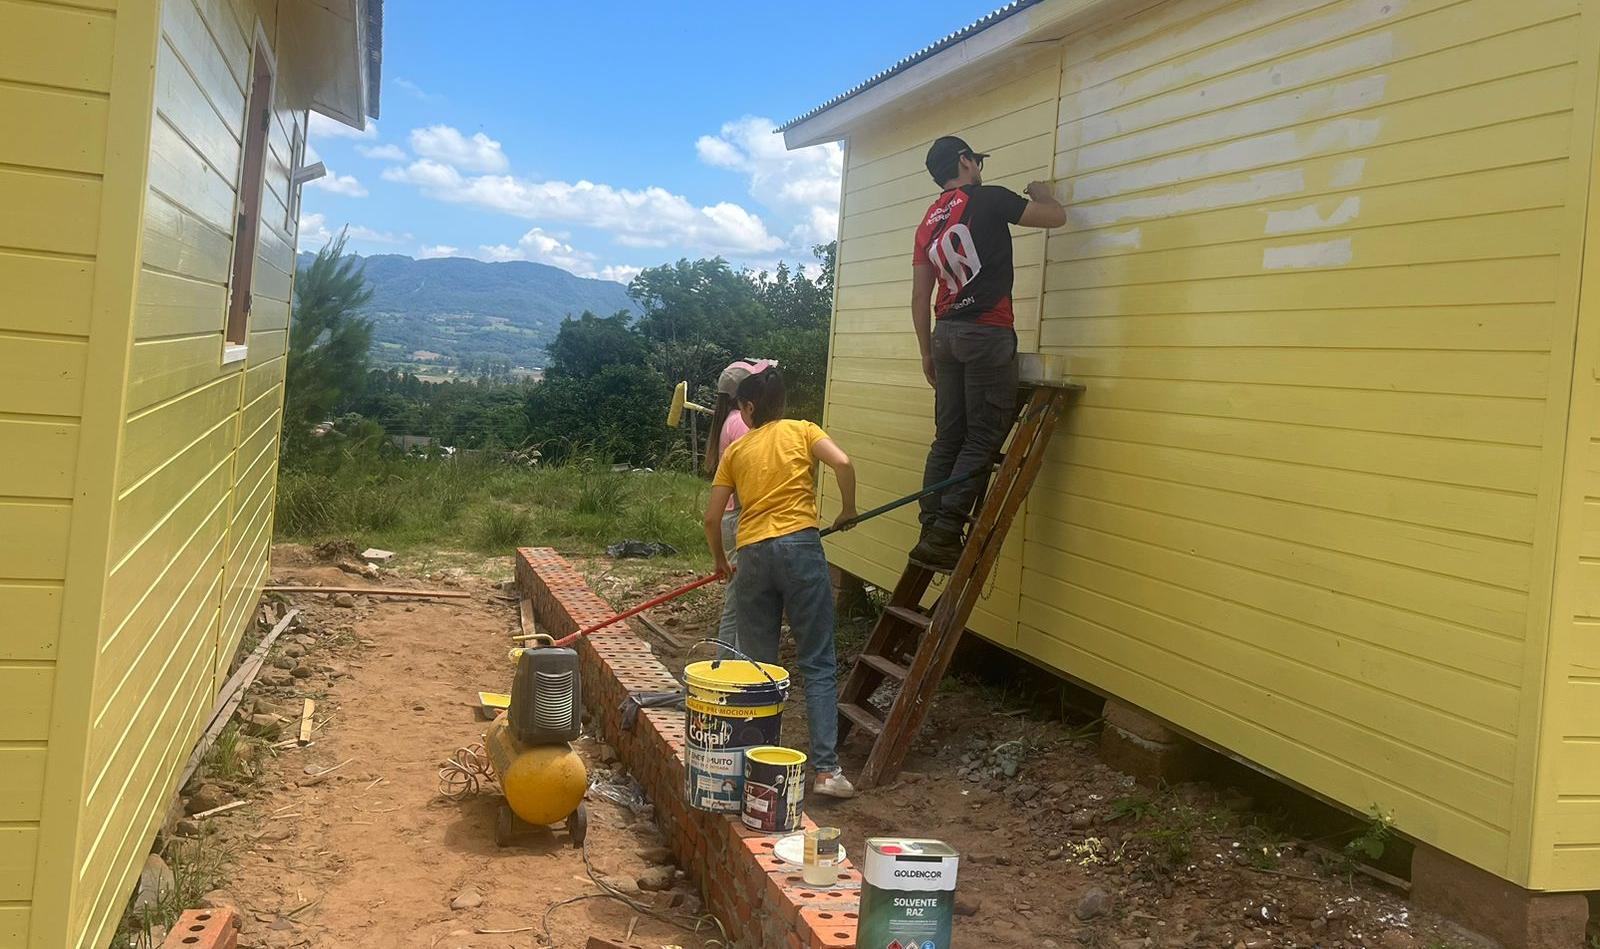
[713,419,828,548]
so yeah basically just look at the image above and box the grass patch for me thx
[113,834,230,949]
[276,454,710,563]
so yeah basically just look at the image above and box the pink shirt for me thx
[719,412,749,512]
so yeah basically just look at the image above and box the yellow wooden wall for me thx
[1531,0,1600,890]
[822,0,1600,889]
[0,0,118,940]
[65,0,302,943]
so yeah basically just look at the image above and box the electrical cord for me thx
[438,743,493,799]
[539,837,729,947]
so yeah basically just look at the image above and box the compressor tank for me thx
[483,715,587,826]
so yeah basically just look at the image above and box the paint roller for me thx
[666,380,712,429]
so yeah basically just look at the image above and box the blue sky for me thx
[300,0,1000,283]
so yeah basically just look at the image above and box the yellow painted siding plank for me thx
[98,505,226,710]
[160,0,246,127]
[0,0,114,92]
[0,252,95,338]
[0,501,69,581]
[142,190,232,285]
[243,358,283,403]
[0,665,52,741]
[154,36,241,181]
[1064,65,1579,203]
[245,324,287,363]
[147,115,236,235]
[102,468,228,642]
[1066,111,1573,232]
[0,169,101,258]
[126,334,227,413]
[0,745,47,820]
[0,418,77,499]
[111,415,235,559]
[0,84,107,176]
[0,336,87,417]
[120,374,240,489]
[1065,0,1575,147]
[1028,487,1527,640]
[134,269,226,340]
[0,826,39,900]
[0,904,27,945]
[1,583,61,660]
[1060,13,1580,179]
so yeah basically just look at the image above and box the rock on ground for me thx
[133,854,173,913]
[449,887,483,910]
[186,784,229,815]
[1075,886,1113,920]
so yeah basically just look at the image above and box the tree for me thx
[628,258,772,382]
[545,310,649,379]
[284,233,374,459]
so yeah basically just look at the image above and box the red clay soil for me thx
[202,545,719,949]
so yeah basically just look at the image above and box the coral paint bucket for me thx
[683,658,789,813]
[742,746,806,833]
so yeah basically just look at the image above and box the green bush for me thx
[476,502,535,551]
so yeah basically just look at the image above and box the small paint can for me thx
[859,838,960,949]
[742,746,806,834]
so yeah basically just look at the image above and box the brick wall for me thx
[517,548,861,949]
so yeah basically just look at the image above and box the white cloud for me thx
[346,224,408,244]
[309,112,378,140]
[307,170,368,197]
[384,160,784,255]
[597,264,642,285]
[409,125,509,173]
[394,77,444,103]
[696,115,842,246]
[475,227,642,283]
[298,211,333,246]
[358,143,408,161]
[418,244,459,259]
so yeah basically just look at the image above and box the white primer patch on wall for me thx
[1263,238,1354,270]
[1265,196,1363,235]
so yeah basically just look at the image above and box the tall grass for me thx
[275,453,710,560]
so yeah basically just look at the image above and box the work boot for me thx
[908,527,962,573]
[814,770,857,799]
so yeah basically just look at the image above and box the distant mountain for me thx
[295,252,636,373]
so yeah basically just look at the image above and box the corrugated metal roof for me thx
[776,0,1045,133]
[366,0,384,118]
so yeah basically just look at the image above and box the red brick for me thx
[160,908,239,949]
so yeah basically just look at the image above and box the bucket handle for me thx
[684,638,783,692]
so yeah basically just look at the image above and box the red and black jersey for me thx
[912,184,1030,328]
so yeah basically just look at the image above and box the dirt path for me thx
[208,546,716,949]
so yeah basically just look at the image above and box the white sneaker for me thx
[814,770,857,799]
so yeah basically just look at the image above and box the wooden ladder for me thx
[837,381,1080,789]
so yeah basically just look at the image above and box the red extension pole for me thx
[551,572,723,648]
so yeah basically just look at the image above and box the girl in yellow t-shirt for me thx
[705,366,859,798]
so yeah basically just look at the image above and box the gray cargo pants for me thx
[919,320,1018,535]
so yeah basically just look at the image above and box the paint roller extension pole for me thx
[541,465,989,649]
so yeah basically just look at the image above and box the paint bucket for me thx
[859,838,960,949]
[742,746,806,833]
[683,658,789,813]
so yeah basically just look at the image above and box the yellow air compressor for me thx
[483,639,589,847]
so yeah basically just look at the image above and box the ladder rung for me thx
[860,653,909,681]
[839,701,885,737]
[885,606,931,630]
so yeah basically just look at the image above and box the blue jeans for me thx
[715,506,740,652]
[733,528,840,774]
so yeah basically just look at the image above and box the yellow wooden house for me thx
[786,0,1600,901]
[0,0,379,945]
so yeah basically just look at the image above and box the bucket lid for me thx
[685,659,789,691]
[746,746,807,766]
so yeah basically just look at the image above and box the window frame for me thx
[222,27,279,366]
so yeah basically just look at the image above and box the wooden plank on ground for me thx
[177,607,298,789]
[297,698,314,746]
[265,585,470,599]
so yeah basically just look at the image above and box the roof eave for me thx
[780,0,1120,150]
[782,5,1038,149]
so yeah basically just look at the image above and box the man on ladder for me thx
[908,135,1067,572]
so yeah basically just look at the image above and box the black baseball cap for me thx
[925,135,990,184]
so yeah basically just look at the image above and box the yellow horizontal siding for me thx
[0,252,95,338]
[0,0,114,93]
[69,0,304,944]
[821,0,1600,886]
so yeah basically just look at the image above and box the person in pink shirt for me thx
[703,359,776,647]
